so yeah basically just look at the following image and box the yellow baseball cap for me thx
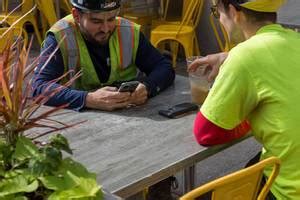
[240,0,286,12]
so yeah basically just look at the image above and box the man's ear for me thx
[72,8,80,24]
[228,4,241,24]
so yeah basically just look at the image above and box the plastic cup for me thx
[187,56,211,105]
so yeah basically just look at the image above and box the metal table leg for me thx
[183,165,195,193]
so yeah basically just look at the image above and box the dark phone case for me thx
[118,81,139,92]
[158,103,199,119]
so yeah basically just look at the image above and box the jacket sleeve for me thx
[31,34,87,111]
[135,32,175,97]
[194,112,251,146]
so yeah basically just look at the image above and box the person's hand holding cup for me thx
[187,56,211,105]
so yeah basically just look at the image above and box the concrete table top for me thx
[35,76,249,198]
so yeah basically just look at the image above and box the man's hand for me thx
[85,86,131,111]
[129,83,148,105]
[187,52,228,82]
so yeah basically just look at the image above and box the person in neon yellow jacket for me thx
[33,1,176,198]
[189,0,300,199]
[33,0,175,111]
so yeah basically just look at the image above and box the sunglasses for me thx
[210,5,220,19]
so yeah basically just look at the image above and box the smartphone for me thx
[118,81,140,92]
[158,103,199,119]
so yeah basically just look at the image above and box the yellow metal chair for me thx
[180,156,281,200]
[36,0,58,27]
[152,0,203,67]
[1,0,9,15]
[0,0,42,44]
[152,0,171,26]
[0,27,28,52]
[35,0,58,38]
[37,0,72,37]
[151,0,193,68]
[209,13,232,52]
[150,0,203,67]
[61,0,72,14]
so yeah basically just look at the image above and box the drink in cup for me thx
[187,56,211,105]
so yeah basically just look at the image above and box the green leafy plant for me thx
[0,26,102,199]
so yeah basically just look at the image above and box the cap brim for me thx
[240,0,286,12]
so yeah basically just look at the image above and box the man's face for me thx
[217,2,246,44]
[75,9,119,45]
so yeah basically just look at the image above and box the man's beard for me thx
[80,27,114,45]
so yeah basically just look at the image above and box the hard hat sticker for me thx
[101,2,117,9]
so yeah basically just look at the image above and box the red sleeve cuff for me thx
[194,112,250,146]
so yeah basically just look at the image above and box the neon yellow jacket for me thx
[48,15,140,91]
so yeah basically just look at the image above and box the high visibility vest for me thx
[48,15,140,91]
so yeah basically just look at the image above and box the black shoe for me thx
[147,176,178,200]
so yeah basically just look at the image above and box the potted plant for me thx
[0,26,102,199]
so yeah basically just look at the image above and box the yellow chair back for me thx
[37,0,72,37]
[158,0,195,22]
[1,0,8,15]
[154,0,202,30]
[183,0,201,22]
[182,0,189,17]
[180,157,281,200]
[62,0,72,14]
[1,0,31,15]
[35,0,58,27]
[177,0,203,32]
[159,0,169,20]
[0,27,28,52]
[209,13,232,52]
[20,0,34,12]
[150,0,203,67]
[0,0,42,44]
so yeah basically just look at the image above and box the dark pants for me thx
[146,176,177,200]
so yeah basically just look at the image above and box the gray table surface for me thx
[103,189,123,200]
[36,76,248,198]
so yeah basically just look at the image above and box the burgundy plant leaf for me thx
[1,27,83,145]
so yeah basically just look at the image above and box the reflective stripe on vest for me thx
[117,17,134,69]
[49,15,140,90]
[53,20,79,77]
[56,16,136,72]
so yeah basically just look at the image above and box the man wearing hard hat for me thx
[32,0,175,111]
[32,0,176,199]
[189,0,300,199]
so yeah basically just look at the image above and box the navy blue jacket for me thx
[32,32,175,111]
